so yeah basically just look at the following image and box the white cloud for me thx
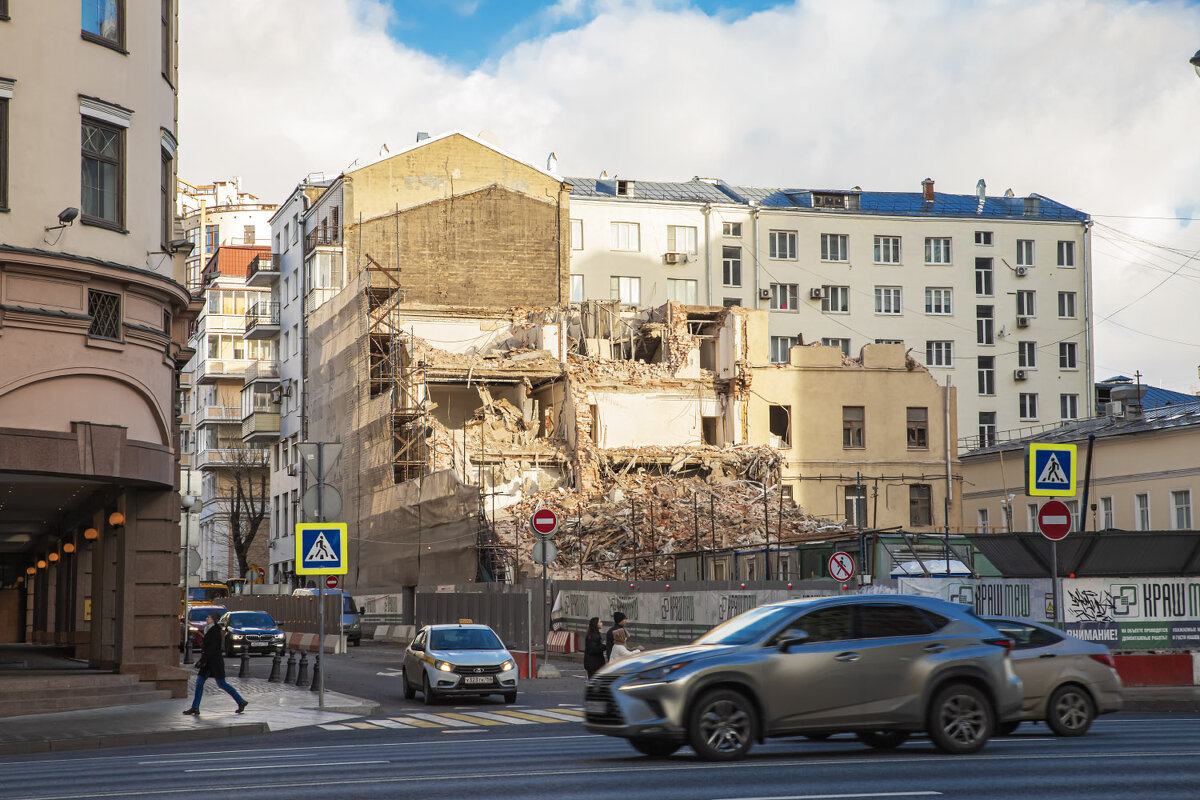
[179,0,1200,393]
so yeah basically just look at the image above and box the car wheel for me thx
[687,688,758,762]
[998,720,1021,736]
[856,730,911,750]
[401,667,416,700]
[629,738,681,757]
[503,692,517,705]
[1046,685,1094,737]
[422,672,438,705]
[927,683,993,755]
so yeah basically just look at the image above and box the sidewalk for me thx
[0,674,379,755]
[1119,685,1200,713]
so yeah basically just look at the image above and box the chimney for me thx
[921,178,935,202]
[416,131,430,142]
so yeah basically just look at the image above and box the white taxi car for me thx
[402,623,518,705]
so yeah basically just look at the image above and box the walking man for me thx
[183,613,248,716]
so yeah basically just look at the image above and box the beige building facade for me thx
[0,3,193,694]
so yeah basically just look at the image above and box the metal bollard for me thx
[283,650,296,684]
[295,652,308,687]
[309,655,321,692]
[267,650,283,683]
[238,650,250,679]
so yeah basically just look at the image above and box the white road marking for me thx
[404,712,482,727]
[371,719,414,729]
[512,709,587,722]
[459,711,537,724]
[185,760,386,772]
[318,724,350,731]
[713,794,941,800]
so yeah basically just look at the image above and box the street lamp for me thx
[1191,49,1200,79]
[181,493,196,665]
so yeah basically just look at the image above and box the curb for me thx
[0,721,270,756]
[1120,698,1200,713]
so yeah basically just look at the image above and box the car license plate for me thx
[252,641,269,647]
[585,701,607,714]
[463,676,494,685]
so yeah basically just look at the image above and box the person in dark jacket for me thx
[604,611,627,661]
[583,617,606,678]
[183,613,248,716]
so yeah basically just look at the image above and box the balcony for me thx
[195,405,242,426]
[194,447,269,471]
[246,252,281,287]
[305,287,340,314]
[244,301,280,340]
[242,359,280,385]
[304,227,341,254]
[194,358,253,384]
[242,411,281,443]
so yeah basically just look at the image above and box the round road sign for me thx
[324,575,339,590]
[828,551,856,582]
[1038,500,1073,541]
[532,540,558,565]
[531,507,560,538]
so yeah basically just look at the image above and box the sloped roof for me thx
[1097,376,1197,409]
[201,245,270,281]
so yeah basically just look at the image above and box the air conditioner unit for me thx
[270,387,282,404]
[286,463,298,477]
[1016,316,1031,328]
[810,287,825,300]
[1015,266,1029,277]
[1103,400,1125,417]
[1013,369,1027,381]
[758,288,772,300]
[663,252,688,265]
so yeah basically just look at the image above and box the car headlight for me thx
[630,661,692,683]
[500,659,515,672]
[273,633,284,639]
[436,660,455,672]
[232,634,244,640]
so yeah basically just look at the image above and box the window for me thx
[82,0,124,49]
[274,232,280,254]
[1016,239,1034,268]
[979,412,996,447]
[610,276,640,305]
[909,485,933,527]
[822,286,849,313]
[0,95,9,210]
[243,225,255,244]
[283,222,290,249]
[722,246,742,286]
[821,337,850,355]
[925,237,951,265]
[1060,393,1079,420]
[723,297,742,308]
[875,338,903,345]
[821,233,848,262]
[722,221,741,237]
[874,235,901,264]
[609,221,640,251]
[975,231,993,246]
[770,283,798,311]
[1172,490,1192,529]
[844,485,866,527]
[81,119,124,227]
[204,224,218,254]
[1027,503,1039,533]
[907,407,928,449]
[567,271,584,302]
[1100,497,1114,530]
[87,289,121,340]
[1016,290,1036,317]
[794,606,852,642]
[976,305,994,344]
[978,356,995,395]
[858,603,942,638]
[1055,291,1078,319]
[281,330,289,359]
[769,230,796,260]
[925,287,953,315]
[160,147,172,246]
[1135,493,1150,531]
[667,225,697,254]
[769,405,791,447]
[291,323,299,356]
[925,340,953,367]
[161,0,172,80]
[1059,342,1078,369]
[1019,392,1039,420]
[842,406,864,448]
[977,508,990,533]
[570,218,583,250]
[667,278,697,305]
[975,258,993,296]
[292,214,299,244]
[1018,341,1037,369]
[0,0,8,19]
[770,336,797,364]
[875,286,902,315]
[1057,240,1075,268]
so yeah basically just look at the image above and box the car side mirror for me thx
[358,606,365,615]
[777,629,810,651]
[504,641,517,650]
[411,642,424,652]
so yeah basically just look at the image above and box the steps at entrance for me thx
[0,673,172,718]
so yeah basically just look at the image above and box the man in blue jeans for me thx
[183,612,248,716]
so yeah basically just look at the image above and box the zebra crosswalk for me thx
[319,706,586,732]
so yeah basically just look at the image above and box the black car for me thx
[219,610,286,656]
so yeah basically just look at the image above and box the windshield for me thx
[229,612,277,629]
[188,608,220,623]
[693,605,796,646]
[429,628,503,650]
[342,595,357,614]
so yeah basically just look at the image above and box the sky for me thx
[179,0,1200,394]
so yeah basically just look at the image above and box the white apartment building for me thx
[567,177,1093,446]
[178,177,275,292]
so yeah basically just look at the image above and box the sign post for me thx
[297,442,342,709]
[530,507,559,675]
[295,517,347,709]
[1038,499,1074,628]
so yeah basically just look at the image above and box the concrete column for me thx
[73,533,93,657]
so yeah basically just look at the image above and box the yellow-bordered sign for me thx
[294,522,348,575]
[1025,443,1077,497]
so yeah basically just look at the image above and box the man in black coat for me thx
[183,613,248,716]
[604,611,627,661]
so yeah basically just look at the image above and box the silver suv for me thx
[584,595,1022,761]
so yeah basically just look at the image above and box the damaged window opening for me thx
[842,406,864,449]
[909,484,933,527]
[906,407,928,449]
[702,416,720,446]
[769,405,791,448]
[845,485,867,527]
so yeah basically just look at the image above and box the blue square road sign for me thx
[295,523,348,575]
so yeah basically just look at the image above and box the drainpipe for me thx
[702,204,713,306]
[1081,219,1095,417]
[752,207,762,310]
[944,376,953,571]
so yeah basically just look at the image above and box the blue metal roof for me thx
[1097,377,1197,409]
[567,177,1088,222]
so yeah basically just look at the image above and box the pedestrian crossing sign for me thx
[1025,443,1077,497]
[295,523,348,574]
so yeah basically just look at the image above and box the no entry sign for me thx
[324,575,339,590]
[828,551,856,582]
[1038,500,1073,541]
[531,507,559,538]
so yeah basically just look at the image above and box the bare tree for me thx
[226,445,269,579]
